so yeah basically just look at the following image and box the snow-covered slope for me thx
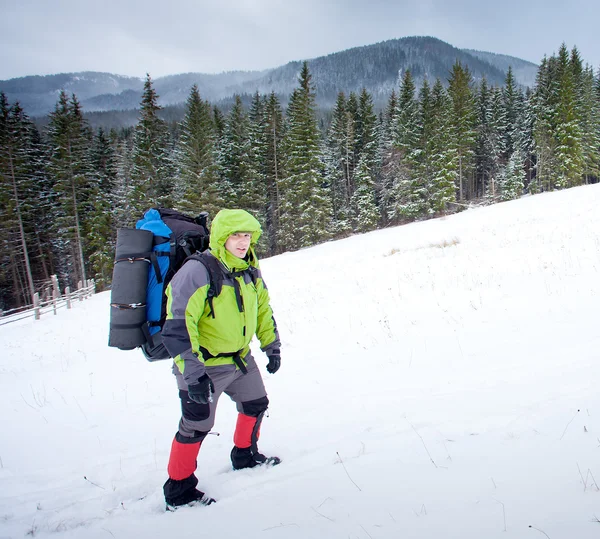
[1,185,599,538]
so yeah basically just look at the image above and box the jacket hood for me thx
[209,209,262,270]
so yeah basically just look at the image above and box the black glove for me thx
[187,374,214,404]
[266,353,281,374]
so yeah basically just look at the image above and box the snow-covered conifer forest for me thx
[1,42,599,312]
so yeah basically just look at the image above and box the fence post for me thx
[65,286,71,309]
[78,281,83,302]
[52,275,59,297]
[51,275,59,314]
[34,293,40,320]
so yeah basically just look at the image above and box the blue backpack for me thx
[108,208,211,361]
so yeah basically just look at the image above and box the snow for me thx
[2,184,600,538]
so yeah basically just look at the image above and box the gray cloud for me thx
[1,0,598,80]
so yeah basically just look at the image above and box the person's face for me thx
[225,232,252,259]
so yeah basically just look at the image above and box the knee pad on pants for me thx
[241,396,269,417]
[179,389,210,422]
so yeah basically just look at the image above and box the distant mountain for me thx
[0,36,538,118]
[461,49,538,87]
[0,72,145,117]
[237,36,537,108]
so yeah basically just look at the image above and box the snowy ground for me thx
[1,185,600,539]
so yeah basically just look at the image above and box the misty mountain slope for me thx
[1,184,599,538]
[463,48,539,86]
[0,36,538,116]
[0,71,145,117]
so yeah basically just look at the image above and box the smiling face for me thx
[224,232,252,259]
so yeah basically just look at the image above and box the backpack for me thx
[108,208,215,361]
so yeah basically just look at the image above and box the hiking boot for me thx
[165,489,216,511]
[231,446,281,470]
[165,486,215,509]
[164,475,215,507]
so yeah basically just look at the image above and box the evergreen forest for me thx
[1,44,599,313]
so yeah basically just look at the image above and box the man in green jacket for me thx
[161,209,281,508]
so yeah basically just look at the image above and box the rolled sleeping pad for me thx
[108,228,154,349]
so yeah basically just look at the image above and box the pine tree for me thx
[345,91,360,188]
[0,93,8,146]
[175,84,222,218]
[0,100,39,307]
[579,66,600,184]
[388,70,420,221]
[129,74,174,214]
[26,123,55,288]
[90,128,118,193]
[279,62,331,250]
[410,79,435,217]
[393,71,420,158]
[381,89,398,147]
[474,78,495,198]
[351,89,380,229]
[46,91,94,288]
[350,156,379,232]
[531,56,558,193]
[378,90,398,223]
[325,91,352,234]
[219,95,251,207]
[428,79,458,213]
[447,61,477,200]
[0,93,12,308]
[246,92,269,236]
[85,183,114,290]
[499,150,526,200]
[414,78,456,216]
[553,44,584,188]
[212,107,226,141]
[263,92,285,254]
[570,46,585,112]
[514,89,536,190]
[357,89,379,175]
[111,135,135,228]
[83,127,118,289]
[487,85,508,197]
[501,66,520,159]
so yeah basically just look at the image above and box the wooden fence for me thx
[0,276,96,326]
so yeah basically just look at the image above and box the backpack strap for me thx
[183,252,223,318]
[150,251,170,284]
[246,266,258,287]
[229,271,245,312]
[182,252,256,319]
[139,235,170,285]
[141,322,157,350]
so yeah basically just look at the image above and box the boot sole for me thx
[165,495,216,511]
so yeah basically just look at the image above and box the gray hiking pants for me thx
[173,352,268,440]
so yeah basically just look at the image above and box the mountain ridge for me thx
[0,36,538,118]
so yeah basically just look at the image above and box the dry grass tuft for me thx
[385,237,460,256]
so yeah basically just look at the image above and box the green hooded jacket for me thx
[161,209,280,384]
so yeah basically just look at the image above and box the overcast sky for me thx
[1,0,598,80]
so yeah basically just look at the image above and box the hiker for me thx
[161,208,282,508]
